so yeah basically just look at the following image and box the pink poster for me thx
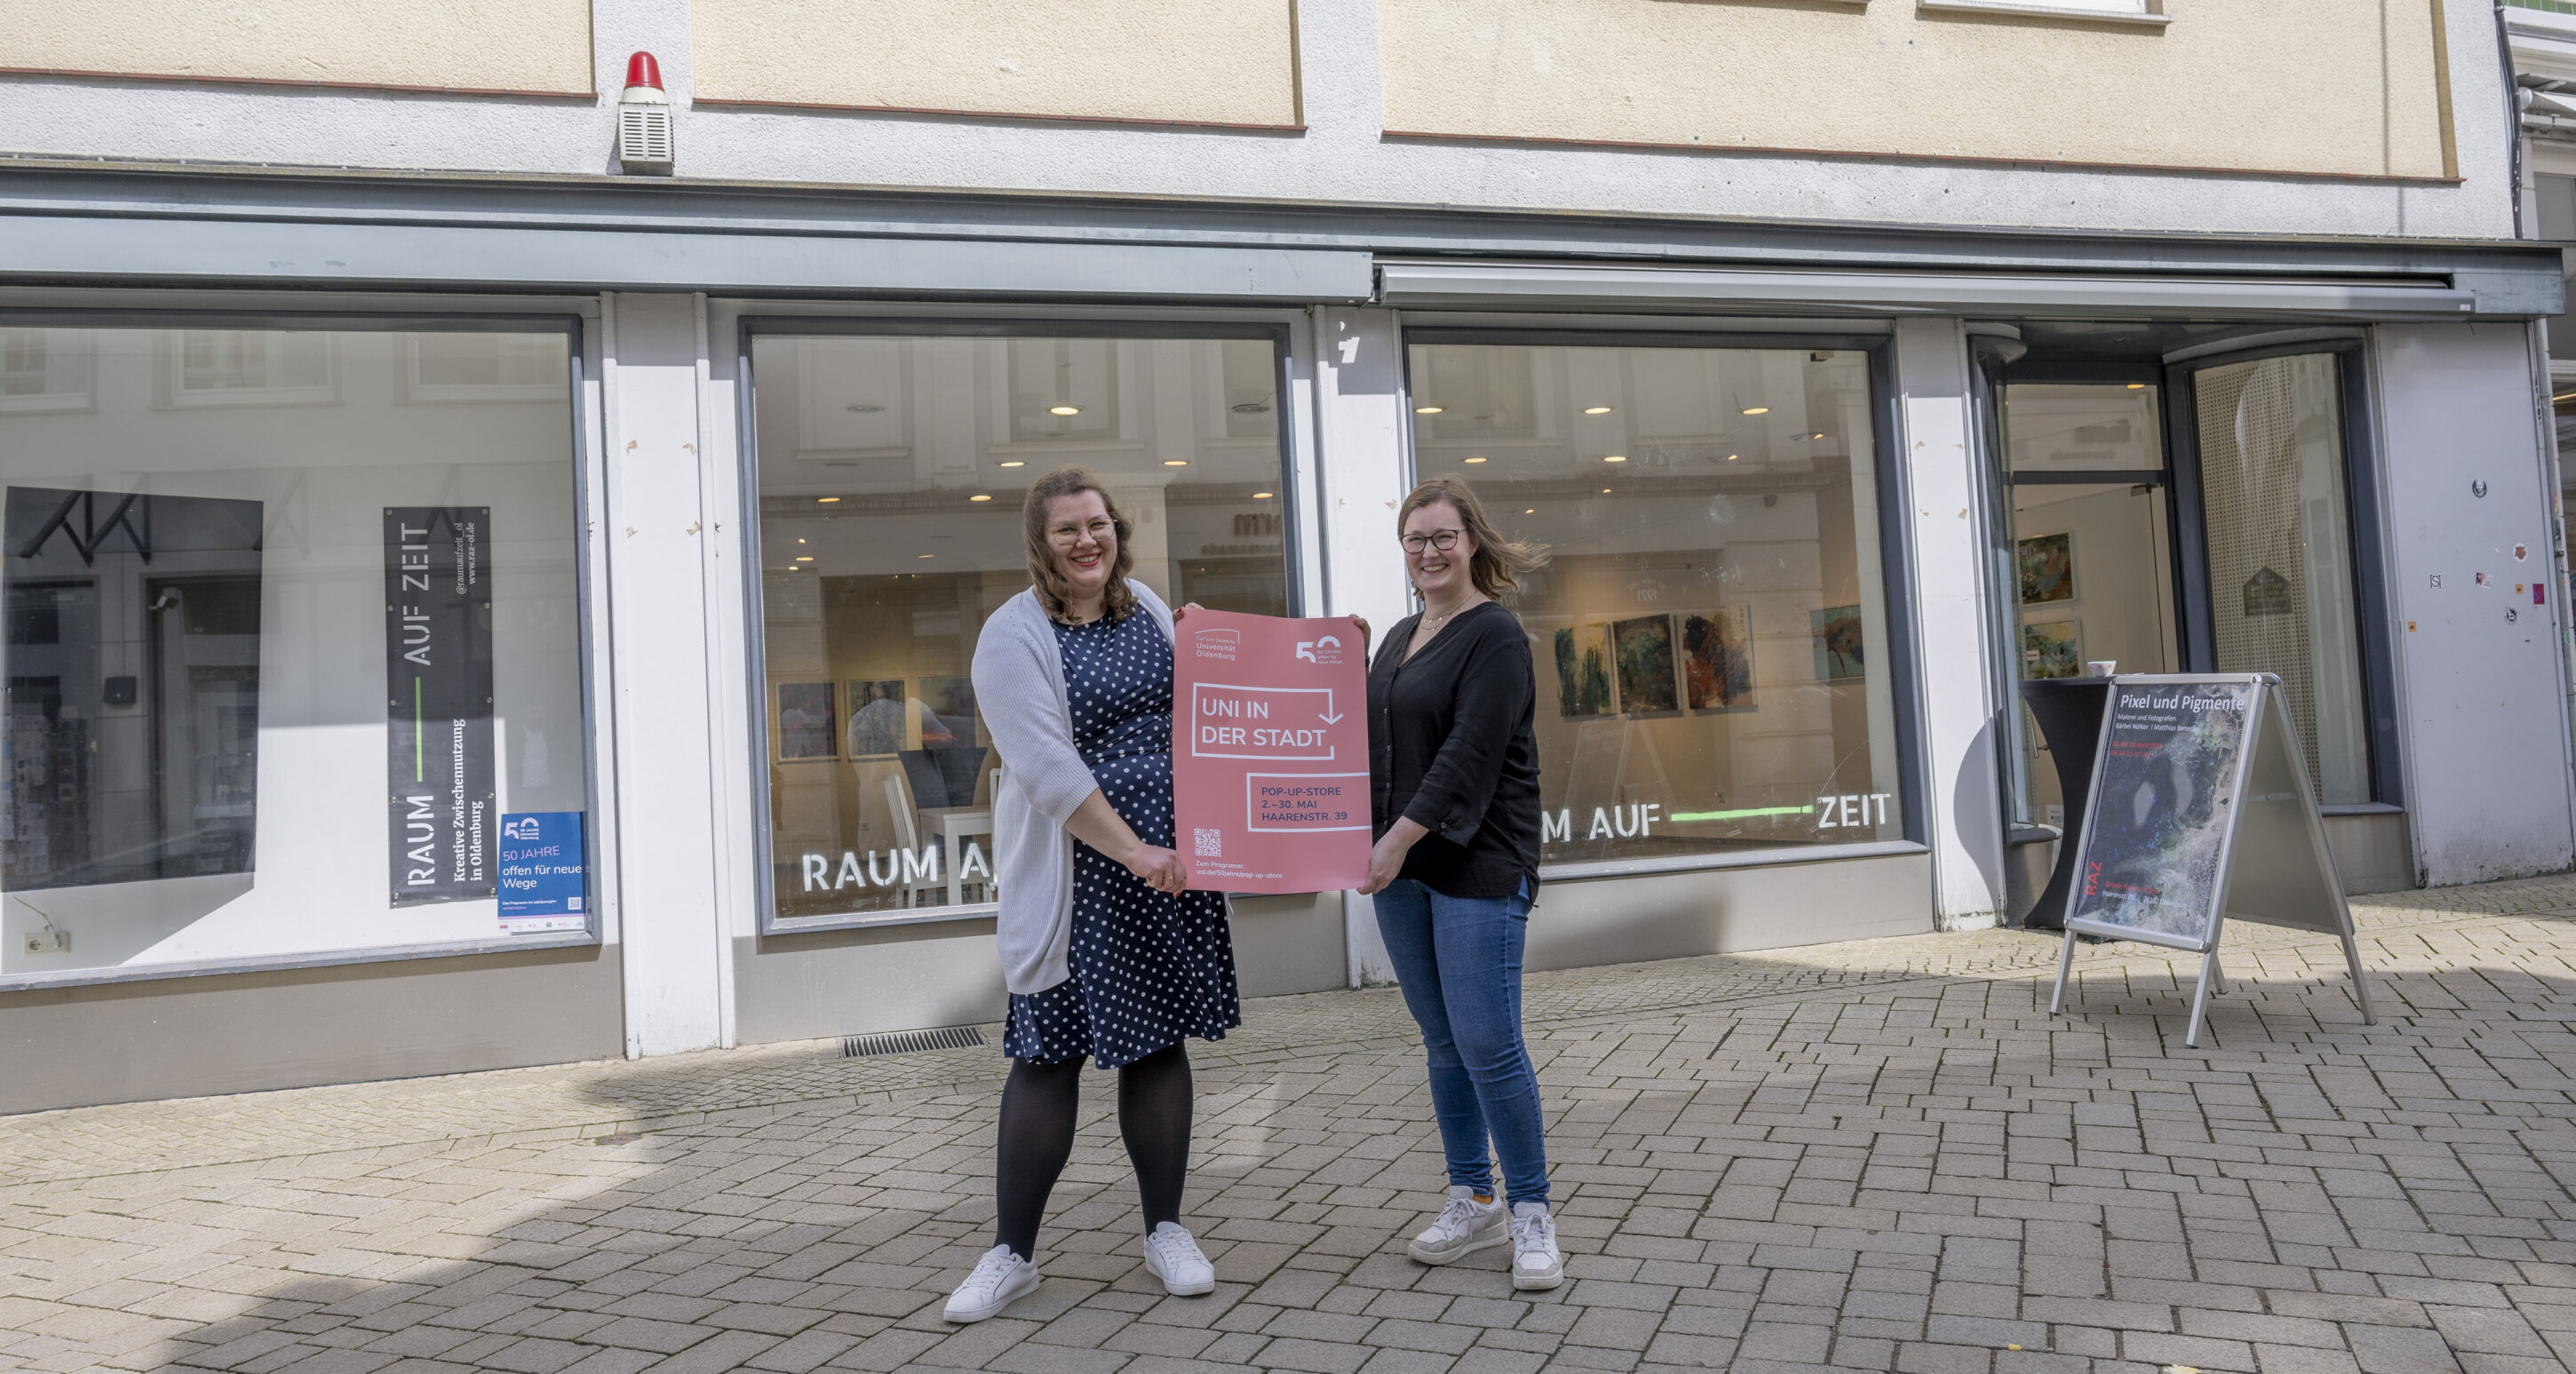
[1172,609,1371,893]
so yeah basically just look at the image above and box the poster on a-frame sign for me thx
[2048,673,2375,1046]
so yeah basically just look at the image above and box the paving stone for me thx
[12,879,2576,1374]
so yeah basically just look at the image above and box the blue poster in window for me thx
[497,811,586,932]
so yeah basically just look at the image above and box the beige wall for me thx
[0,0,593,94]
[693,0,1302,127]
[1380,0,2453,179]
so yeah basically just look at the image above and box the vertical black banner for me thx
[386,507,496,906]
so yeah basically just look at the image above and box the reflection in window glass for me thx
[0,330,93,412]
[0,328,586,977]
[1407,342,1903,865]
[751,333,1291,923]
[179,331,332,397]
[2195,353,2371,803]
[2005,383,2164,473]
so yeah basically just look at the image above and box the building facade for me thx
[1,0,2568,1113]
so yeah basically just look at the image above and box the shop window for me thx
[750,330,1291,926]
[1407,340,1905,867]
[0,326,591,981]
[2192,354,2372,804]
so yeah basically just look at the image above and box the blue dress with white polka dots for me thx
[1002,608,1240,1068]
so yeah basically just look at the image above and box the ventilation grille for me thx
[842,1025,985,1058]
[617,107,674,175]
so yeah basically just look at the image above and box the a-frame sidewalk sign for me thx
[2047,672,2376,1048]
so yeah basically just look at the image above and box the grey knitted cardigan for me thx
[970,579,1174,996]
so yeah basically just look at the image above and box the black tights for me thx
[993,1043,1192,1260]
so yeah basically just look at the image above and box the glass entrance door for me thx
[1997,381,2180,828]
[2169,349,2389,806]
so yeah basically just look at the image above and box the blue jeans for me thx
[1372,877,1548,1209]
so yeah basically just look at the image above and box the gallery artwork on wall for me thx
[1682,608,1756,710]
[2018,532,2075,605]
[776,682,838,760]
[2023,620,2084,679]
[1809,604,1864,681]
[1553,623,1614,719]
[1611,616,1680,715]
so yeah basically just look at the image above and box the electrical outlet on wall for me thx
[22,930,68,955]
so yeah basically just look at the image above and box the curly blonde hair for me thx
[1022,466,1138,623]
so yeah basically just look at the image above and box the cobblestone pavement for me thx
[8,876,2576,1374]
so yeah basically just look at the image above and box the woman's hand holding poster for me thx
[1172,609,1371,893]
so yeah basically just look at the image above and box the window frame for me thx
[1397,326,1931,883]
[1917,0,2169,26]
[2164,338,2403,811]
[0,307,604,992]
[736,315,1304,936]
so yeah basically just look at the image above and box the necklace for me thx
[1419,598,1479,631]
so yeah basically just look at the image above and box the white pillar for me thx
[601,292,732,1054]
[1894,318,2008,930]
[1312,306,1413,985]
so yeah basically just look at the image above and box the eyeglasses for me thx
[1400,529,1464,554]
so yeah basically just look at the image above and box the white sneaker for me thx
[1408,1185,1509,1265]
[1142,1221,1216,1296]
[943,1244,1040,1322]
[1510,1202,1563,1291]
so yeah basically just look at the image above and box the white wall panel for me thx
[2374,323,2576,884]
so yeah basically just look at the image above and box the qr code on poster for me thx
[1193,828,1223,858]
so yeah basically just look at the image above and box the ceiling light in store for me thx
[795,556,813,562]
[918,553,934,559]
[1809,433,1827,441]
[844,403,885,414]
[1726,454,1739,461]
[1601,487,1612,494]
[999,460,1025,468]
[1049,405,1082,416]
[1164,460,1189,466]
[1464,457,1487,464]
[797,537,807,544]
[1602,455,1626,463]
[1252,491,1274,499]
[1523,508,1535,514]
[2127,383,2146,390]
[1583,406,1613,415]
[1742,407,1769,416]
[1414,406,1443,414]
[816,496,840,503]
[970,495,992,503]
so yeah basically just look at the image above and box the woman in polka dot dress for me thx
[942,465,1239,1324]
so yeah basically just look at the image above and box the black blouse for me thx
[1365,600,1542,900]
